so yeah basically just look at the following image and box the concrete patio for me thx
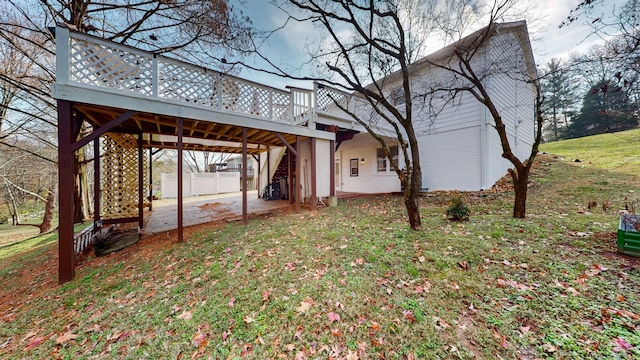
[143,190,290,236]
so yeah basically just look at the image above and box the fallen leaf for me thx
[566,287,580,296]
[519,326,530,334]
[56,332,79,345]
[369,321,381,333]
[294,326,303,340]
[177,311,193,320]
[296,298,314,313]
[616,294,626,302]
[501,335,508,348]
[417,256,426,263]
[327,312,341,323]
[330,328,342,336]
[402,310,416,322]
[23,336,45,351]
[615,337,633,350]
[346,350,359,360]
[458,261,469,270]
[228,298,235,308]
[542,344,557,353]
[243,315,255,324]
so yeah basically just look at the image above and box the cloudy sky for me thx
[229,0,628,89]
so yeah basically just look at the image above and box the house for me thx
[314,21,537,193]
[210,155,259,190]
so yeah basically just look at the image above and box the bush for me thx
[446,195,470,221]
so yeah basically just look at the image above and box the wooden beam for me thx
[177,118,184,243]
[311,137,317,210]
[93,136,101,232]
[274,132,297,156]
[242,127,248,225]
[330,140,336,197]
[58,100,75,284]
[138,132,144,229]
[295,135,301,213]
[149,148,153,212]
[71,110,138,151]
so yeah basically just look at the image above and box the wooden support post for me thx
[295,135,301,213]
[330,140,335,197]
[267,150,271,187]
[177,118,183,242]
[149,148,153,211]
[311,138,317,210]
[138,133,144,229]
[58,100,75,284]
[242,127,248,225]
[288,149,294,205]
[93,136,100,232]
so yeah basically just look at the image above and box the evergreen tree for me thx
[567,79,639,138]
[541,58,578,141]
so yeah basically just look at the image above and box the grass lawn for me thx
[540,128,640,176]
[1,152,639,359]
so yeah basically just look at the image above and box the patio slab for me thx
[143,190,289,236]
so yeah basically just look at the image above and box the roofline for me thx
[369,20,537,88]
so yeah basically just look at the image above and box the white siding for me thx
[484,30,537,187]
[336,133,401,193]
[418,126,483,191]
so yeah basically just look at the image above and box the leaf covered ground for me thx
[1,153,639,359]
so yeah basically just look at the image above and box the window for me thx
[350,159,359,177]
[390,87,405,106]
[377,145,398,173]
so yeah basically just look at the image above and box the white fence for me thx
[161,172,240,199]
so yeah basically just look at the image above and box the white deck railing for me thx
[55,26,375,130]
[56,27,295,124]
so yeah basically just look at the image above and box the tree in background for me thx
[540,58,578,141]
[566,79,639,138]
[0,0,253,224]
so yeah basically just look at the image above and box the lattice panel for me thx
[272,91,291,122]
[70,39,153,95]
[101,133,147,220]
[316,87,350,115]
[159,62,216,105]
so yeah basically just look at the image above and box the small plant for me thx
[446,195,470,221]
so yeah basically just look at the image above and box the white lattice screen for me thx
[101,133,148,220]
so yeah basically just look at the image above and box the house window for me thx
[390,87,405,106]
[350,158,359,177]
[377,145,398,173]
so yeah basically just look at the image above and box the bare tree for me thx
[236,0,542,227]
[420,1,544,218]
[0,0,254,223]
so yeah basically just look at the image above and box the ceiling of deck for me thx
[75,103,305,154]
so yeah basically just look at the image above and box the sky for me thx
[228,0,628,90]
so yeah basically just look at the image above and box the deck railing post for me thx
[55,27,70,85]
[217,73,223,110]
[152,54,159,98]
[269,88,274,121]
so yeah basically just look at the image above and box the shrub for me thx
[446,195,470,221]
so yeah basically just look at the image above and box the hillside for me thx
[1,153,639,359]
[540,128,640,176]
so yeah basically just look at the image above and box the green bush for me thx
[446,195,470,221]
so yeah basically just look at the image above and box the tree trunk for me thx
[509,168,528,218]
[404,159,423,230]
[38,191,55,233]
[73,149,91,223]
